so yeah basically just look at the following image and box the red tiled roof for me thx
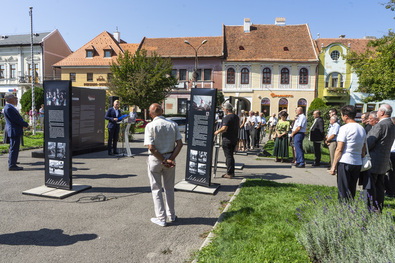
[119,43,139,54]
[316,38,372,54]
[224,24,318,62]
[53,31,125,67]
[139,36,223,57]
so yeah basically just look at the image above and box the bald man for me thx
[291,107,307,168]
[105,100,121,155]
[144,103,183,227]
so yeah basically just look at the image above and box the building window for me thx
[178,98,187,114]
[331,50,340,61]
[171,69,177,78]
[179,69,187,81]
[87,73,93,82]
[10,64,16,79]
[280,68,289,84]
[86,50,94,58]
[279,98,288,112]
[204,69,212,81]
[70,73,76,82]
[227,68,235,84]
[299,68,308,84]
[104,50,112,58]
[261,97,270,116]
[367,104,375,112]
[262,68,271,84]
[28,64,39,83]
[0,65,4,79]
[355,104,364,119]
[196,69,202,81]
[298,98,307,114]
[241,68,249,84]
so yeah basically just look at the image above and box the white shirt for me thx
[292,114,307,133]
[144,116,182,154]
[268,116,278,126]
[337,122,366,165]
[391,140,395,153]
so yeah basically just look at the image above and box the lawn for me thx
[263,139,330,164]
[195,179,395,262]
[0,131,44,153]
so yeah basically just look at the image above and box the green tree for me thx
[346,31,395,102]
[109,49,177,115]
[216,90,224,108]
[20,87,44,113]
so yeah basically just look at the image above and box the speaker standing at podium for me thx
[105,100,121,155]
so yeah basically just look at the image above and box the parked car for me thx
[135,119,148,129]
[166,117,186,132]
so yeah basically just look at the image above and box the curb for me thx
[192,178,247,262]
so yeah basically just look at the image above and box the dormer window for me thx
[283,47,289,51]
[86,50,94,58]
[239,46,245,50]
[104,50,112,58]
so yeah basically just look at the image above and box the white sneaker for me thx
[151,218,166,227]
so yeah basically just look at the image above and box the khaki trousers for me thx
[329,141,337,168]
[147,154,175,222]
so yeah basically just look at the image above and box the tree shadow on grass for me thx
[0,228,97,246]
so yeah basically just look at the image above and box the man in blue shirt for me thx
[291,107,307,168]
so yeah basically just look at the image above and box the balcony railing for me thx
[323,87,349,97]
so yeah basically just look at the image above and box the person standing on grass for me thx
[309,110,325,167]
[291,107,307,168]
[3,93,29,171]
[267,113,278,141]
[214,102,239,179]
[366,104,395,211]
[273,111,289,163]
[325,115,340,171]
[144,103,183,227]
[330,105,366,201]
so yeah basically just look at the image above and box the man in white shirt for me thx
[325,115,340,170]
[267,113,278,140]
[249,111,257,149]
[253,111,261,148]
[259,112,267,143]
[291,107,307,168]
[144,103,183,227]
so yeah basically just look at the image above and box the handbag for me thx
[361,142,372,172]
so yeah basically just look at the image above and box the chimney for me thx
[244,18,251,33]
[275,17,286,26]
[364,36,377,40]
[113,27,120,42]
[339,35,346,38]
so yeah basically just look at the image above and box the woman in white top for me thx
[330,105,366,200]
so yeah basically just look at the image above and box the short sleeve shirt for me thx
[222,113,239,143]
[144,116,182,154]
[292,114,307,133]
[337,123,366,165]
[327,122,340,141]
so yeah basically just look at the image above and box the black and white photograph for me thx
[48,142,56,158]
[56,142,66,159]
[197,163,207,175]
[189,161,197,174]
[192,95,212,111]
[190,149,198,162]
[198,151,208,163]
[49,160,64,176]
[46,88,67,106]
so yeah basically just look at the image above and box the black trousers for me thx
[222,139,237,175]
[108,125,120,154]
[245,130,251,149]
[337,162,361,201]
[368,173,385,211]
[9,136,21,168]
[313,142,321,165]
[254,128,261,148]
[385,152,395,197]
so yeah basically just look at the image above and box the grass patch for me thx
[0,132,44,153]
[264,140,330,164]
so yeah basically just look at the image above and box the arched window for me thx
[278,98,288,112]
[241,68,249,84]
[298,98,307,114]
[299,68,308,84]
[261,97,270,116]
[262,68,271,84]
[227,68,235,84]
[280,68,289,84]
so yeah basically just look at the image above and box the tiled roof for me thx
[139,36,223,57]
[53,31,125,67]
[224,24,318,62]
[316,38,372,54]
[119,43,140,54]
[0,32,52,46]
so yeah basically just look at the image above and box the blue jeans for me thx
[294,132,305,165]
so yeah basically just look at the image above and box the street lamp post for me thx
[29,6,36,135]
[184,39,207,88]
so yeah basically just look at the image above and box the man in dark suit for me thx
[3,93,29,170]
[105,100,121,155]
[367,104,395,211]
[309,110,325,166]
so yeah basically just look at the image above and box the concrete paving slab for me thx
[23,184,91,199]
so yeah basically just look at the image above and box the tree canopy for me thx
[346,31,395,102]
[108,49,177,112]
[20,87,44,113]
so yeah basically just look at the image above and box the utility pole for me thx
[29,6,36,135]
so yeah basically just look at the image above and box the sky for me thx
[1,0,394,52]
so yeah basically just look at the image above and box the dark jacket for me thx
[3,104,28,138]
[367,118,395,174]
[105,107,122,129]
[309,117,325,141]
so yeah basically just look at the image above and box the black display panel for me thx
[185,88,217,187]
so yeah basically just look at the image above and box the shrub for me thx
[302,137,315,154]
[20,87,44,113]
[296,191,395,262]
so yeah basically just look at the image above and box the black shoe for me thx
[312,163,320,167]
[9,166,23,171]
[296,164,305,168]
[108,152,113,156]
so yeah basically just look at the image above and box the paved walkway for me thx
[0,134,337,263]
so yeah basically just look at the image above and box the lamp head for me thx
[202,40,207,45]
[184,40,190,45]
